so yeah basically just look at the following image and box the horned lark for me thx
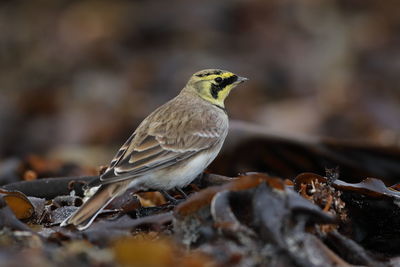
[61,69,248,230]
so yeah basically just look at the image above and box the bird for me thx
[61,69,248,230]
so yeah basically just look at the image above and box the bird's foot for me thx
[160,190,182,206]
[175,187,188,199]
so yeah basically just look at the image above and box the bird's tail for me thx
[60,182,129,230]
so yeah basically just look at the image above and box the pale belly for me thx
[127,149,220,191]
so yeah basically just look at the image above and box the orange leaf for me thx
[0,189,34,219]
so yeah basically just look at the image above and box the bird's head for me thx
[185,69,248,108]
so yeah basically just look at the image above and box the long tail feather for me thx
[60,182,129,230]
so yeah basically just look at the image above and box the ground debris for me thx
[0,167,399,266]
[174,174,346,266]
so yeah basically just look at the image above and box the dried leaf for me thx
[211,190,255,235]
[0,189,34,219]
[137,191,166,207]
[175,173,283,217]
[112,237,174,266]
[0,198,33,232]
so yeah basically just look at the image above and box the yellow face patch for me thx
[193,72,240,108]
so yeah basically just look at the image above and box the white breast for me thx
[128,149,220,191]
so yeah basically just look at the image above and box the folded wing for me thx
[99,112,227,184]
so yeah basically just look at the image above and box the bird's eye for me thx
[215,77,222,83]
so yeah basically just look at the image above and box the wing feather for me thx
[99,99,228,184]
[108,132,136,168]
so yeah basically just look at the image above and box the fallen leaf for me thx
[112,237,174,266]
[0,188,34,219]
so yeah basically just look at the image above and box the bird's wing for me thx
[100,109,227,184]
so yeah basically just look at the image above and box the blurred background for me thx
[0,0,399,170]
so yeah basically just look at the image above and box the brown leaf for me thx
[0,198,33,232]
[137,191,166,207]
[175,173,283,217]
[112,237,174,266]
[112,235,217,267]
[0,188,34,219]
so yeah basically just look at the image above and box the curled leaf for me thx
[175,173,283,218]
[0,188,34,219]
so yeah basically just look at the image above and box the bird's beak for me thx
[236,76,249,84]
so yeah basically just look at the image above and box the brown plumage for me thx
[61,69,247,230]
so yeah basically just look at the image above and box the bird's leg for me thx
[160,190,179,205]
[175,187,188,199]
